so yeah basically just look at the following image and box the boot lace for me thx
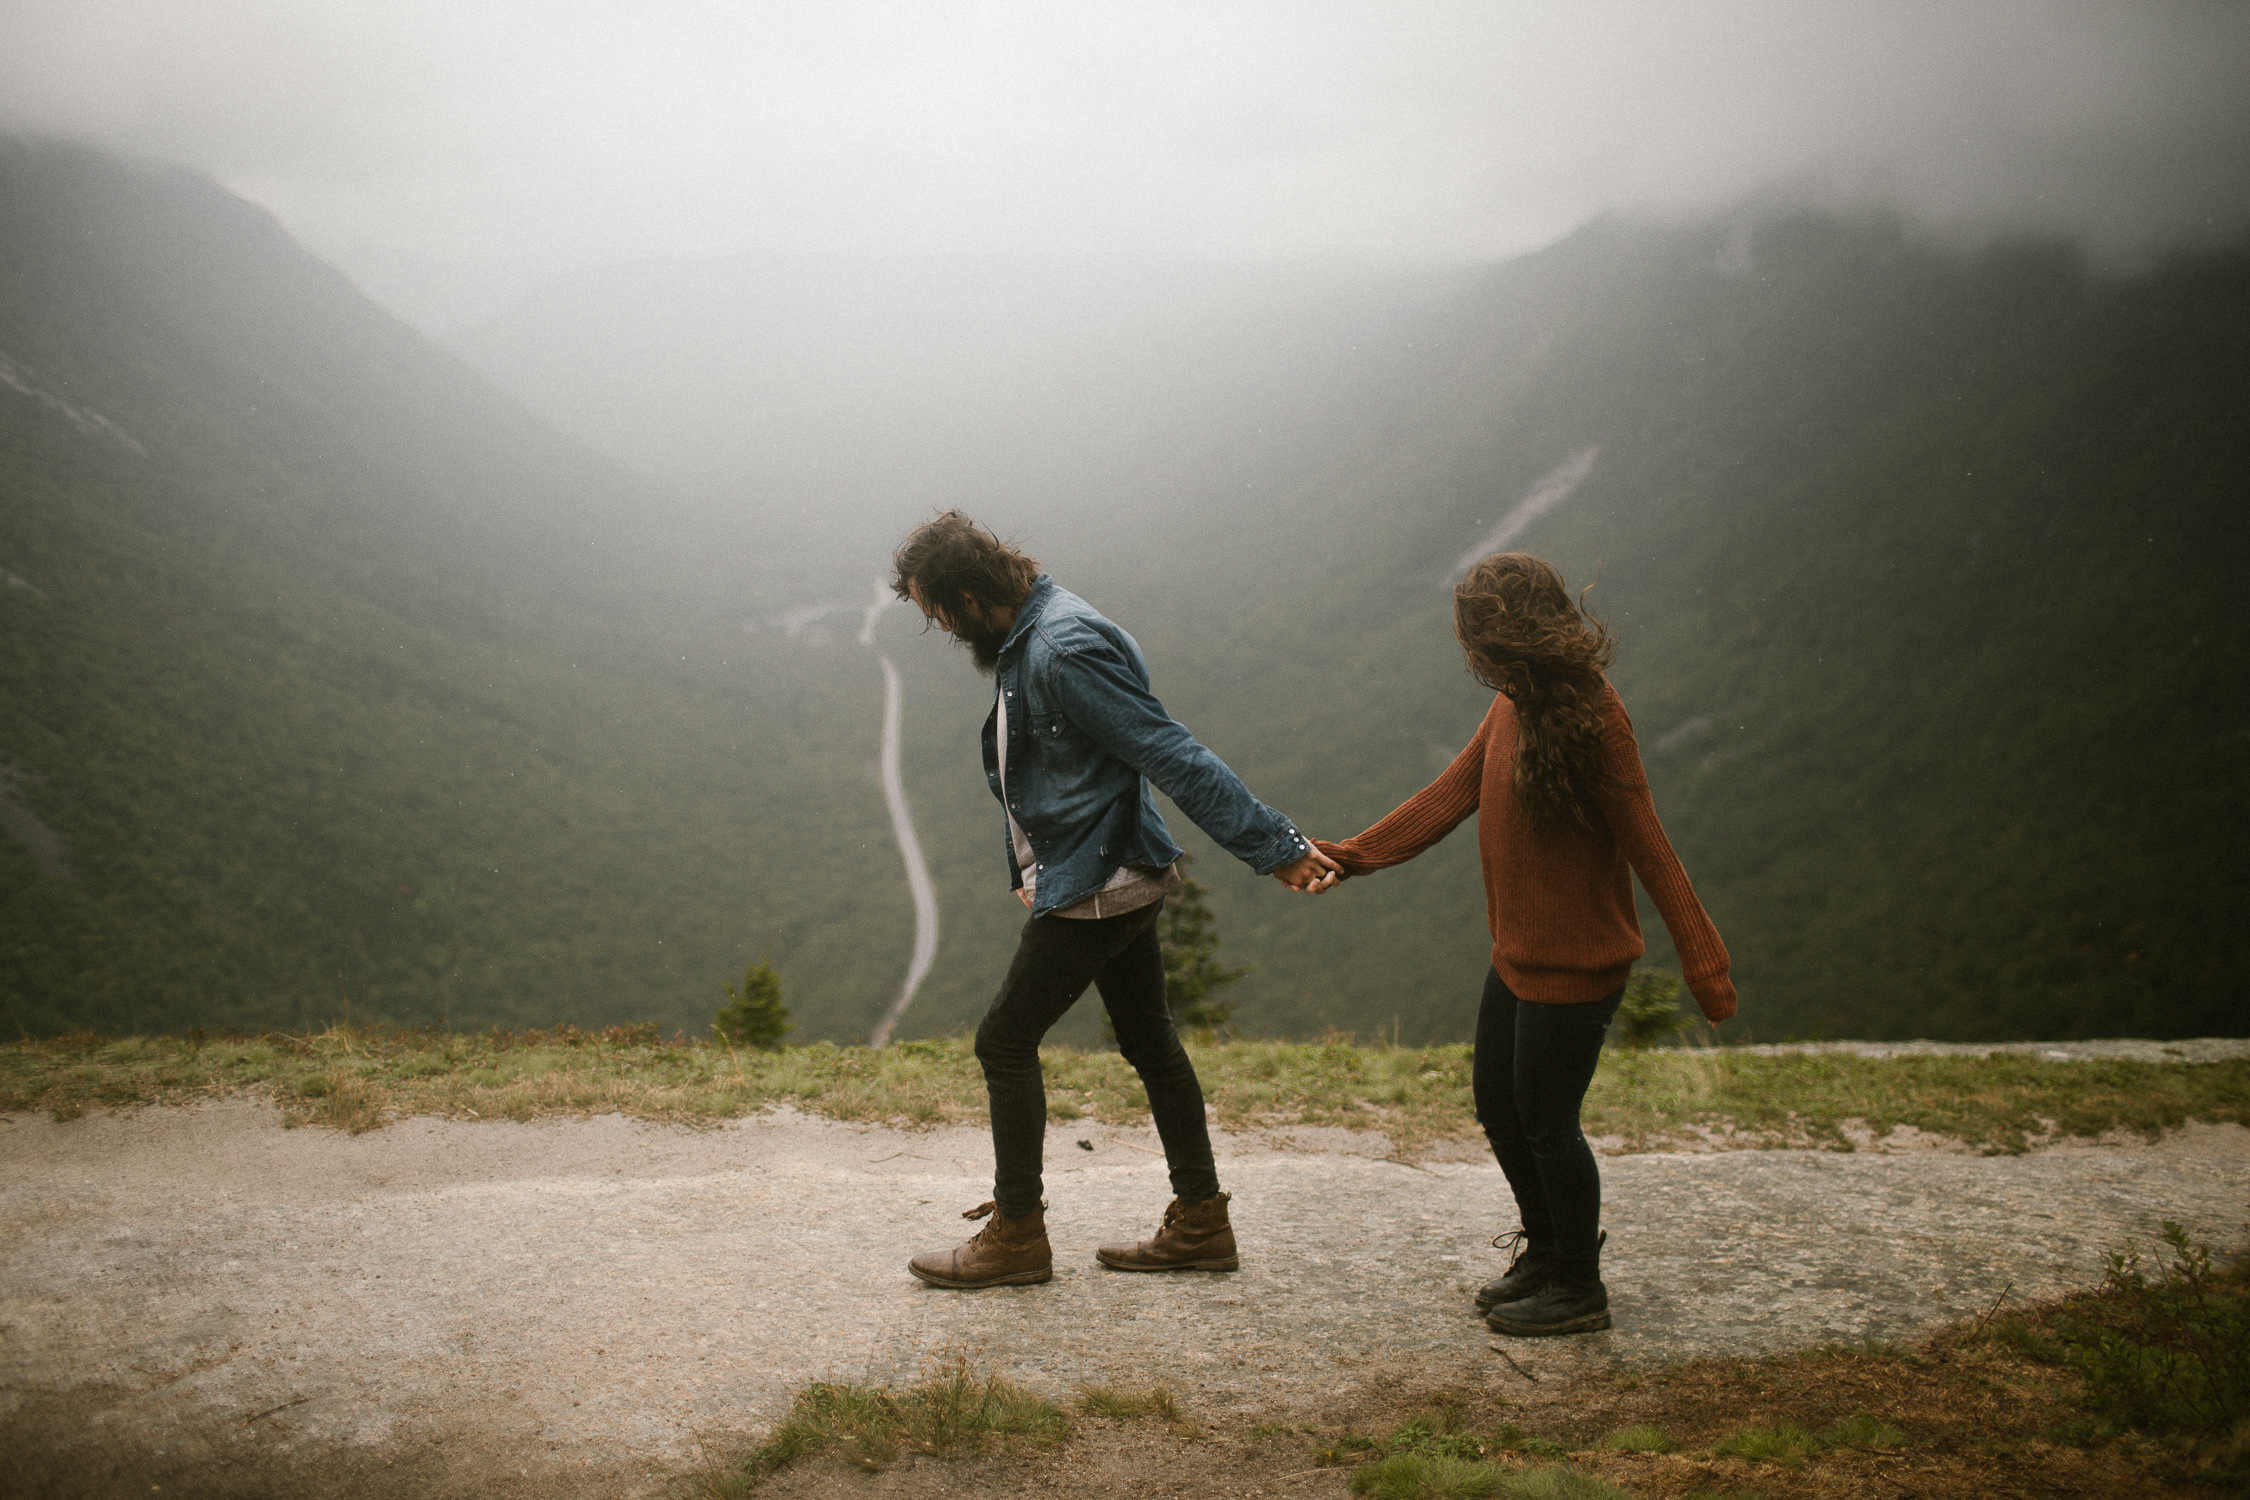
[1489,1227,1531,1270]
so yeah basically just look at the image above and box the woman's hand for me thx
[1273,847,1344,893]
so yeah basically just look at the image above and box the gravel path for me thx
[2,1092,2245,1498]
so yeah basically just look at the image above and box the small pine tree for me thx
[714,958,793,1050]
[1614,969,1690,1050]
[1160,855,1249,1033]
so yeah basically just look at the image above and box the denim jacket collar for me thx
[997,574,1056,660]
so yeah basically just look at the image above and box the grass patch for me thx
[2,1026,2244,1152]
[1710,1419,1823,1467]
[1324,1410,1581,1497]
[1585,1048,2250,1155]
[1348,1453,1629,1499]
[703,1357,1066,1494]
[1595,1424,1673,1452]
[1075,1382,1189,1430]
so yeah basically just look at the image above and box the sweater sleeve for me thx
[1593,690,1737,1022]
[1314,701,1490,877]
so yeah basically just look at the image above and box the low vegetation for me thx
[702,1356,1067,1495]
[2,1026,2244,1151]
[702,1225,2244,1496]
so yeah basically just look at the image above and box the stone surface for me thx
[0,1099,2243,1496]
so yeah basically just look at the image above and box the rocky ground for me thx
[2,1049,2245,1498]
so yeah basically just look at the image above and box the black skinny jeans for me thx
[1473,968,1625,1284]
[975,902,1221,1217]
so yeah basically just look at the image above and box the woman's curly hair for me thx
[1452,553,1615,829]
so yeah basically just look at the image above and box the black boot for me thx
[1474,1230,1550,1315]
[1485,1277,1611,1337]
[1474,1228,1603,1316]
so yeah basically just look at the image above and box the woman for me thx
[1315,553,1736,1337]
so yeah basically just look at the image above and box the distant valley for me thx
[3,135,2243,1045]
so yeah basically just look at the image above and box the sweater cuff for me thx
[1688,973,1738,1024]
[1311,838,1361,877]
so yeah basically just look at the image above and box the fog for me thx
[5,1,2245,332]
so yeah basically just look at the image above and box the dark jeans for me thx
[1473,968,1625,1284]
[975,902,1220,1217]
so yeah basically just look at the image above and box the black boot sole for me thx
[1485,1307,1612,1337]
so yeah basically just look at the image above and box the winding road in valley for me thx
[861,586,939,1046]
[773,582,940,1043]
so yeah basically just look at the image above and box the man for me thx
[892,511,1338,1289]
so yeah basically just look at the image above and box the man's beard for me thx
[959,617,1010,674]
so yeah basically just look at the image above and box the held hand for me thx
[1273,846,1344,893]
[1017,887,1034,910]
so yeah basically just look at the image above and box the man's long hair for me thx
[1452,553,1615,829]
[890,510,1040,622]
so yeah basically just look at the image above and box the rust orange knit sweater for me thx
[1315,681,1737,1022]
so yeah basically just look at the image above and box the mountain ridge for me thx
[4,135,2244,1044]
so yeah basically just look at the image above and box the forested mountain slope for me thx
[463,213,2250,1045]
[5,134,2243,1045]
[1138,216,2250,1043]
[0,137,908,1038]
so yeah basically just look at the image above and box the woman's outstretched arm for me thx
[1314,699,1493,878]
[1593,689,1738,1022]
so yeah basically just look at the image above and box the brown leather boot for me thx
[1095,1192,1239,1272]
[907,1201,1052,1289]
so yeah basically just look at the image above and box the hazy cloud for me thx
[4,0,2245,323]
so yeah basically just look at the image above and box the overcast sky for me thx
[5,1,2246,328]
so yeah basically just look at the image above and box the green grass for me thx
[1709,1420,1822,1468]
[1595,1424,1673,1453]
[702,1357,1066,1495]
[2,1026,2244,1150]
[1709,1412,1906,1468]
[1326,1414,1580,1497]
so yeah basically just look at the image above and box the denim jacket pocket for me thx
[1029,711,1082,769]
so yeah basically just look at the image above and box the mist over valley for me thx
[2,130,2244,1046]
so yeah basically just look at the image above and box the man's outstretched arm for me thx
[1052,636,1336,887]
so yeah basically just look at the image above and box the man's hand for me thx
[1273,846,1343,893]
[1017,887,1034,910]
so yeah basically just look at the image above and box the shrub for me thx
[1613,970,1689,1050]
[713,960,793,1050]
[1160,854,1249,1032]
[2056,1222,2249,1452]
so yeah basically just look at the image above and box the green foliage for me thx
[714,959,792,1050]
[1159,854,1249,1033]
[713,1357,1066,1492]
[2049,1223,2249,1457]
[1612,970,1689,1051]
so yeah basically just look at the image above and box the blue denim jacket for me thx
[982,576,1311,915]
